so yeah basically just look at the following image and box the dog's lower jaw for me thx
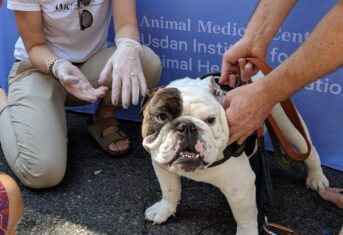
[145,199,177,225]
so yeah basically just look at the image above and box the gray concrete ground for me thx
[0,111,342,235]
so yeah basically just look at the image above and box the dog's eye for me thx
[206,116,215,124]
[155,113,168,123]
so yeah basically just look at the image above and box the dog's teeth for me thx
[179,152,200,159]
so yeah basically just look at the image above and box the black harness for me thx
[208,133,257,168]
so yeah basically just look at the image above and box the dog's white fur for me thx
[143,73,329,235]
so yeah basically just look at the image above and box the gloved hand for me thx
[98,37,147,109]
[52,59,108,103]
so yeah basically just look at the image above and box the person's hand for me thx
[99,37,146,109]
[52,59,108,103]
[219,38,267,87]
[223,80,275,145]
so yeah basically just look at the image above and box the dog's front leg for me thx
[145,160,181,224]
[214,157,258,235]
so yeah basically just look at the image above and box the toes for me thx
[101,125,130,152]
[108,140,129,152]
[145,200,176,225]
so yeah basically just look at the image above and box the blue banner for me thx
[1,0,342,171]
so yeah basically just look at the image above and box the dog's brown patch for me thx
[141,87,182,138]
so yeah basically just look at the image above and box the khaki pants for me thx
[0,46,161,189]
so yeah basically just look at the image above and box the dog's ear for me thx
[140,86,165,117]
[206,76,226,106]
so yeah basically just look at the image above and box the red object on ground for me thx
[0,181,9,234]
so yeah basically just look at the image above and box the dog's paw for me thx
[306,171,329,190]
[145,199,176,224]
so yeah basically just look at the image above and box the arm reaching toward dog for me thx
[99,0,146,109]
[222,0,343,145]
[99,38,146,108]
[220,0,297,86]
[14,11,107,103]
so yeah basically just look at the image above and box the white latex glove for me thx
[98,38,147,109]
[52,59,108,103]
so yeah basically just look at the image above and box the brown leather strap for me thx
[245,57,311,161]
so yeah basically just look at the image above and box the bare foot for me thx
[318,188,343,209]
[92,116,130,153]
[102,125,130,153]
[93,100,129,154]
[0,88,7,110]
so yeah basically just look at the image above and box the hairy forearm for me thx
[262,0,343,103]
[244,0,297,50]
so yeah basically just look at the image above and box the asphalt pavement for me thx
[0,111,342,235]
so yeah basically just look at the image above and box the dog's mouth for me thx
[168,148,208,172]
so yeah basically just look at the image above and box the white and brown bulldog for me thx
[140,74,329,235]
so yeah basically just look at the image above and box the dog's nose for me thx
[175,122,198,140]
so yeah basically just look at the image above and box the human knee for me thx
[141,46,162,88]
[15,152,66,189]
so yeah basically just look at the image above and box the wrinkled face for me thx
[141,77,229,173]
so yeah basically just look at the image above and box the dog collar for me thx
[208,133,257,168]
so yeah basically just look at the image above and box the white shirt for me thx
[7,0,112,63]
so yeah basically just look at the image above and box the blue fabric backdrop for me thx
[0,0,342,171]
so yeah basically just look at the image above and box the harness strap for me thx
[266,122,293,169]
[257,134,296,235]
[208,133,257,168]
[245,57,312,161]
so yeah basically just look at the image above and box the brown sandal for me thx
[86,118,130,156]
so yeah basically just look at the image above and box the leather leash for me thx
[245,57,312,161]
[199,58,309,234]
[239,58,306,235]
[201,57,312,169]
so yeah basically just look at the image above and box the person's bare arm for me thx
[112,0,139,41]
[220,0,297,85]
[14,11,107,103]
[14,11,58,73]
[99,0,145,108]
[225,0,343,144]
[244,0,297,52]
[261,0,343,103]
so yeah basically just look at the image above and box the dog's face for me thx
[141,77,229,173]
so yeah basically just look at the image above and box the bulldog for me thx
[140,73,329,235]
